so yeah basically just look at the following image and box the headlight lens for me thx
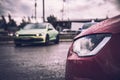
[36,33,46,36]
[16,33,19,37]
[73,34,111,57]
[36,33,40,37]
[8,33,14,36]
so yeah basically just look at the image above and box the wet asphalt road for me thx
[0,42,71,80]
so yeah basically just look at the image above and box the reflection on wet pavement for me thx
[0,42,71,80]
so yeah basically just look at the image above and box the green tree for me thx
[47,15,57,28]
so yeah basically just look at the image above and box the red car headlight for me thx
[73,33,111,57]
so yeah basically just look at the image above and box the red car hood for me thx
[75,15,120,39]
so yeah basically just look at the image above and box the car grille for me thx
[19,34,36,36]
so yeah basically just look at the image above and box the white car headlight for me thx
[36,33,39,37]
[8,33,14,36]
[16,33,19,37]
[36,33,46,36]
[73,34,111,57]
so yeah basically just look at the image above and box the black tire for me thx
[54,35,59,44]
[45,35,49,45]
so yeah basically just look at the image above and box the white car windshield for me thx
[23,23,46,30]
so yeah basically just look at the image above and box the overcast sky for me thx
[0,0,120,22]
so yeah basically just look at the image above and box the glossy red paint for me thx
[65,15,120,80]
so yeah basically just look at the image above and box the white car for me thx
[14,23,59,46]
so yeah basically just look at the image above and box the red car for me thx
[65,15,120,80]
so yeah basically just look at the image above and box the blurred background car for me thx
[14,23,59,46]
[65,15,120,80]
[59,29,79,40]
[79,22,97,32]
[60,29,78,35]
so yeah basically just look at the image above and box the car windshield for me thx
[23,23,46,30]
